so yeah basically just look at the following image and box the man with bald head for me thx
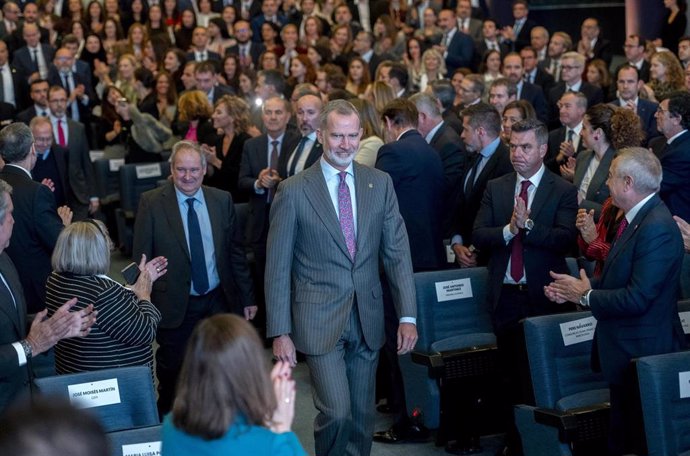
[13,23,53,82]
[286,92,324,177]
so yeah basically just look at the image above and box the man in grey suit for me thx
[266,100,418,456]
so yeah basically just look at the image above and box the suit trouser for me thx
[305,303,379,456]
[155,287,227,417]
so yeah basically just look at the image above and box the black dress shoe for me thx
[373,423,431,444]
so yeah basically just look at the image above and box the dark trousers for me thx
[155,287,227,417]
[608,370,645,456]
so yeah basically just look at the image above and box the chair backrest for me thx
[678,300,690,345]
[414,267,494,353]
[523,311,608,409]
[93,158,125,204]
[33,366,159,433]
[119,162,171,214]
[107,425,162,456]
[637,351,690,456]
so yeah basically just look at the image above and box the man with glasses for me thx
[548,51,603,127]
[616,35,650,82]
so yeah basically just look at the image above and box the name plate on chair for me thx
[435,278,473,302]
[679,311,690,334]
[109,158,125,172]
[67,378,121,409]
[135,164,162,179]
[679,372,690,399]
[559,316,597,346]
[122,441,162,456]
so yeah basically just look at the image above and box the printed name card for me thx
[109,158,125,172]
[679,311,690,335]
[559,316,597,346]
[122,441,162,456]
[679,371,690,399]
[435,278,473,302]
[135,164,162,179]
[68,378,121,409]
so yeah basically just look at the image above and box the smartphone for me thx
[117,97,128,107]
[121,262,140,285]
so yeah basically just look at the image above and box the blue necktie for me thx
[186,198,209,295]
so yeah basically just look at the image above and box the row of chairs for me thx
[33,366,162,456]
[403,262,690,455]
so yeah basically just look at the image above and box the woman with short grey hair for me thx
[46,220,168,375]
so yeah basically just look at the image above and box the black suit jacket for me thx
[12,44,55,81]
[63,119,97,209]
[47,67,95,123]
[445,29,475,74]
[452,141,513,251]
[589,38,613,67]
[375,130,446,270]
[15,105,43,124]
[589,194,685,384]
[237,131,301,246]
[548,81,604,126]
[226,42,265,67]
[659,130,690,220]
[472,168,578,321]
[545,126,587,174]
[0,64,29,112]
[525,67,555,93]
[509,17,536,52]
[132,182,255,328]
[0,252,30,413]
[519,81,548,124]
[284,139,323,178]
[0,165,64,313]
[573,147,614,219]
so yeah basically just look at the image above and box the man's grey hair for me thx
[170,140,207,169]
[491,78,517,98]
[0,122,34,164]
[0,179,12,225]
[430,80,456,111]
[614,147,662,194]
[410,92,442,118]
[318,99,361,131]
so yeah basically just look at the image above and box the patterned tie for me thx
[614,217,629,242]
[510,180,531,282]
[338,171,356,260]
[57,119,66,147]
[186,198,209,295]
[566,129,574,143]
[267,140,279,203]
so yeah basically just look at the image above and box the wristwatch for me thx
[524,218,534,231]
[19,339,32,359]
[579,290,591,308]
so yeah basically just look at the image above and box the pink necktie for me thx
[338,171,356,260]
[510,180,531,282]
[57,119,66,147]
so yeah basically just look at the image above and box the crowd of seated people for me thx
[1,1,690,456]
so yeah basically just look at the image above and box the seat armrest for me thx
[534,403,610,443]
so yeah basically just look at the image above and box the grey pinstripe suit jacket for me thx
[265,160,416,355]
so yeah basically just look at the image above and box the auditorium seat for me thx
[107,424,162,456]
[34,366,159,433]
[515,311,609,456]
[636,350,690,456]
[406,267,499,450]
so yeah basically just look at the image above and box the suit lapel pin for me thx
[368,183,373,188]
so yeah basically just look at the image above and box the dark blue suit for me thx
[11,44,54,82]
[519,81,548,124]
[659,130,690,220]
[444,29,475,75]
[375,129,445,270]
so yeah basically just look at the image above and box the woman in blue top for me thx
[162,314,306,456]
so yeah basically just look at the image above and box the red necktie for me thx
[614,217,629,242]
[510,180,531,282]
[57,119,66,147]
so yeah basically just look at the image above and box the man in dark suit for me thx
[546,148,685,456]
[503,52,548,123]
[615,35,650,83]
[546,91,587,174]
[0,122,71,313]
[520,46,555,93]
[11,23,53,83]
[548,52,604,126]
[185,27,221,63]
[473,118,577,455]
[475,18,510,60]
[267,100,417,456]
[353,31,390,80]
[377,61,410,99]
[193,61,233,106]
[609,65,659,145]
[456,0,482,41]
[47,86,98,221]
[451,103,513,267]
[238,96,300,308]
[0,2,20,41]
[576,17,612,66]
[226,20,264,69]
[16,78,48,124]
[47,48,94,125]
[657,92,690,223]
[411,91,467,236]
[430,80,463,135]
[502,0,536,52]
[250,0,287,43]
[435,9,474,75]
[6,2,49,54]
[0,175,95,414]
[285,92,323,177]
[0,40,27,113]
[133,141,256,416]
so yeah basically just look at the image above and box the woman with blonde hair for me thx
[366,81,396,115]
[162,314,305,456]
[176,90,215,145]
[642,50,685,102]
[204,95,254,200]
[419,49,446,92]
[113,54,139,104]
[352,98,384,166]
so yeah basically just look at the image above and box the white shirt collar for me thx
[517,163,546,188]
[667,129,687,144]
[425,121,443,143]
[5,163,31,178]
[625,192,655,224]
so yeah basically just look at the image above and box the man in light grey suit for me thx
[266,100,418,456]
